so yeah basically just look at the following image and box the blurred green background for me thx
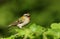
[0,0,60,27]
[0,0,60,39]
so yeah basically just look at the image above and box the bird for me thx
[8,13,30,28]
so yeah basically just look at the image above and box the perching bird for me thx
[9,13,30,28]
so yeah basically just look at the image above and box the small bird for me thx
[9,13,30,28]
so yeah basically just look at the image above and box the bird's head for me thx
[23,13,30,18]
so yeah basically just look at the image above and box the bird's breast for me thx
[24,18,30,23]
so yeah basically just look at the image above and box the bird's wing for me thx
[18,19,23,24]
[9,16,25,26]
[9,20,19,26]
[18,16,25,24]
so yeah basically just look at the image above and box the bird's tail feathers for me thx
[8,24,12,28]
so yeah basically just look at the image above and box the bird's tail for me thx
[8,24,12,28]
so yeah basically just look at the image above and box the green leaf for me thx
[51,23,60,29]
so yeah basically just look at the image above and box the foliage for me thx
[0,23,60,39]
[1,23,45,39]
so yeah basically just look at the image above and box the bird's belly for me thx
[17,19,30,28]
